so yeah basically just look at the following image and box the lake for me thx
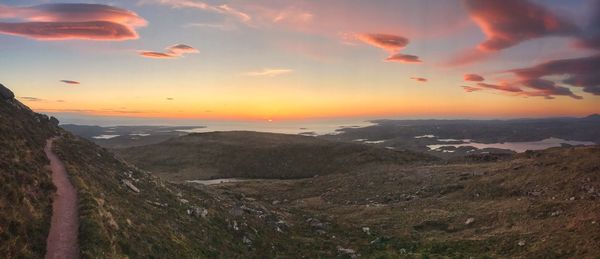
[427,137,596,153]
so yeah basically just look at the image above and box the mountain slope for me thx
[116,131,436,182]
[1,84,382,258]
[3,82,599,258]
[55,132,401,258]
[0,85,60,257]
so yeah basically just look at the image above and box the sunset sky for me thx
[1,0,599,121]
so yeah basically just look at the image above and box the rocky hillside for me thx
[116,131,436,182]
[0,84,61,257]
[214,145,600,258]
[0,83,406,258]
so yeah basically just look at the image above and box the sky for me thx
[1,0,599,122]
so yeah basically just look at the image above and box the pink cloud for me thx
[357,33,409,52]
[446,0,579,66]
[167,44,200,55]
[464,75,583,99]
[233,1,468,39]
[464,0,578,51]
[355,33,421,64]
[386,53,421,63]
[444,46,494,67]
[463,74,485,82]
[139,51,175,59]
[410,77,427,83]
[476,82,522,93]
[139,44,199,59]
[0,3,146,41]
[461,86,483,92]
[144,0,250,22]
[272,7,314,24]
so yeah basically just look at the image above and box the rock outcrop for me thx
[0,83,15,100]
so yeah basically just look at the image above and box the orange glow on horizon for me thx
[27,97,598,121]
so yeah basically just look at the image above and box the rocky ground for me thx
[210,146,600,258]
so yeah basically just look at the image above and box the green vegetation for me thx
[0,98,59,257]
[213,146,600,258]
[117,131,436,181]
[2,89,599,258]
[54,134,362,258]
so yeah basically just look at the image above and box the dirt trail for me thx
[44,138,79,259]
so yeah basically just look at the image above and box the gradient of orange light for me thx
[22,86,599,120]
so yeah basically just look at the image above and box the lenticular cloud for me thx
[0,3,146,40]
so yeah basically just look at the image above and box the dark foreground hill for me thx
[2,84,414,257]
[116,131,436,182]
[0,85,60,257]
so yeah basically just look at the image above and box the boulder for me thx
[337,247,358,258]
[465,218,475,225]
[0,83,15,100]
[362,226,371,235]
[122,179,140,193]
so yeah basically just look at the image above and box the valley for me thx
[3,1,600,257]
[1,83,599,258]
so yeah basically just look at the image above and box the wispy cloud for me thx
[0,3,146,40]
[184,22,235,31]
[410,77,428,83]
[141,0,250,22]
[475,82,523,93]
[243,68,293,77]
[447,0,578,65]
[464,0,577,51]
[18,96,66,103]
[36,108,154,115]
[19,96,44,102]
[461,86,483,92]
[139,44,199,59]
[510,54,600,96]
[356,33,422,64]
[462,75,583,100]
[386,54,421,63]
[357,33,409,52]
[60,80,80,85]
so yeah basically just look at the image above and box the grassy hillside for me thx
[214,145,600,258]
[53,133,386,258]
[117,131,436,182]
[3,82,599,257]
[0,86,382,258]
[0,92,60,257]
